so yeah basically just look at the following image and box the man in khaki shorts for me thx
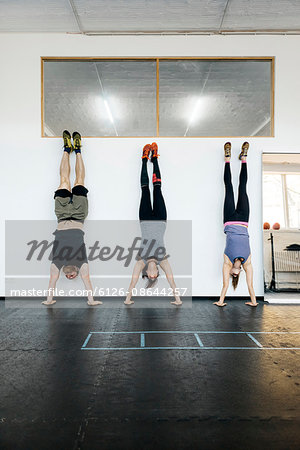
[42,131,102,306]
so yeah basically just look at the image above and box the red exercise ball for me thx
[263,222,270,230]
[273,222,280,230]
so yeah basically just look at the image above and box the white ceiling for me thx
[1,0,300,34]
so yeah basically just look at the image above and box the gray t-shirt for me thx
[51,229,88,270]
[139,220,167,264]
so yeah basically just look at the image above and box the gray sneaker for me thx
[224,142,231,158]
[239,142,249,160]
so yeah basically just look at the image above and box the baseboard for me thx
[264,298,300,304]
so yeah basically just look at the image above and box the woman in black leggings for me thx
[214,142,258,307]
[124,143,182,306]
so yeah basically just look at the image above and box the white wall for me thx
[1,33,300,298]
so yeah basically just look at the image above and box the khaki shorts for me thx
[55,189,88,223]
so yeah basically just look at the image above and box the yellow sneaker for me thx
[63,130,73,153]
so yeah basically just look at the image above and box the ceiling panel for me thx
[74,0,225,32]
[0,0,78,32]
[223,0,300,31]
[0,0,299,33]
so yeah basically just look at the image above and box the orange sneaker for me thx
[142,144,151,160]
[150,142,160,161]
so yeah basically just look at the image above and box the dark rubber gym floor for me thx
[1,299,300,450]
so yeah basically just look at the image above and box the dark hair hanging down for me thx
[142,262,159,289]
[231,272,240,290]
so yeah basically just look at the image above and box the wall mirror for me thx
[262,153,300,302]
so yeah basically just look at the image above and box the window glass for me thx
[159,59,272,136]
[43,58,273,137]
[263,174,285,227]
[43,60,157,137]
[286,174,300,229]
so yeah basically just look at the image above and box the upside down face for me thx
[146,260,159,280]
[230,259,243,277]
[63,265,79,280]
[230,267,241,278]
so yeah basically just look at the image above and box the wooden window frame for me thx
[41,56,275,138]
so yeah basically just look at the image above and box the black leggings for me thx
[223,162,249,224]
[139,159,167,221]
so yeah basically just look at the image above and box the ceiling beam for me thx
[219,0,231,32]
[80,29,300,36]
[68,0,84,34]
